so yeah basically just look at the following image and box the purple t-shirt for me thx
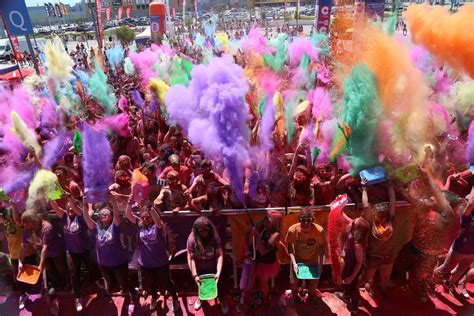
[22,221,65,259]
[186,232,221,271]
[453,215,474,255]
[95,223,127,267]
[137,225,169,268]
[62,214,91,254]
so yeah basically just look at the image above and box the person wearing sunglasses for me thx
[50,195,99,312]
[82,194,135,313]
[359,179,396,300]
[125,201,180,312]
[185,159,228,198]
[187,216,228,314]
[285,208,326,303]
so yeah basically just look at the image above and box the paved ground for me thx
[1,265,473,316]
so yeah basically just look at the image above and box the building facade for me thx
[27,3,86,26]
[82,0,180,20]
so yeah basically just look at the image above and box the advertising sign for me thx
[315,0,331,34]
[0,0,34,36]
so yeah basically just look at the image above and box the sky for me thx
[25,0,80,7]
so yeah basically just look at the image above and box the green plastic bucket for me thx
[296,263,321,280]
[198,274,218,300]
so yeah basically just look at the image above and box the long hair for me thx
[255,210,282,235]
[21,210,42,231]
[192,216,219,254]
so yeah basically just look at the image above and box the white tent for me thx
[136,26,151,40]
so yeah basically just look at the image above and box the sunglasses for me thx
[299,217,313,223]
[197,227,210,233]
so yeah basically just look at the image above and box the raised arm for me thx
[388,183,396,220]
[463,186,474,217]
[149,206,163,229]
[11,203,22,227]
[423,166,453,216]
[125,198,137,225]
[67,196,83,216]
[83,202,96,230]
[49,200,65,219]
[110,194,121,226]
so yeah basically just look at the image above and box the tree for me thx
[247,0,255,11]
[115,26,135,46]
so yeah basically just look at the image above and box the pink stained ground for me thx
[1,279,473,315]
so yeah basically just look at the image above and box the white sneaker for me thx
[75,298,83,312]
[149,298,158,311]
[194,298,202,311]
[220,299,229,314]
[172,298,181,312]
[127,303,135,315]
[457,283,470,299]
[19,294,27,310]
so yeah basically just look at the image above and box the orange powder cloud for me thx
[404,4,474,79]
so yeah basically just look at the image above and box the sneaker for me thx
[419,295,428,303]
[443,279,454,293]
[194,298,202,311]
[19,294,27,310]
[50,300,59,316]
[334,291,351,304]
[149,297,158,311]
[172,298,181,312]
[95,279,105,290]
[457,283,470,299]
[127,303,135,315]
[75,298,83,312]
[220,299,229,314]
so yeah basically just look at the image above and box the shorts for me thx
[365,253,394,269]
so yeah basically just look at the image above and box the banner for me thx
[59,2,68,17]
[194,0,198,19]
[49,3,56,17]
[11,36,22,60]
[182,0,186,20]
[44,4,51,16]
[0,0,34,36]
[55,3,63,17]
[315,0,332,34]
[96,0,103,48]
[354,1,366,35]
[366,0,385,21]
[126,6,131,19]
[106,6,111,22]
[197,2,203,18]
[118,6,123,20]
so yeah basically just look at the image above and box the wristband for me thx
[193,274,199,280]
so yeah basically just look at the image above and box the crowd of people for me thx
[0,3,473,315]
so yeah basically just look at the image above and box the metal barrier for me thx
[45,201,412,293]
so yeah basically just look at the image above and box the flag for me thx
[183,0,186,20]
[118,6,123,20]
[172,7,176,19]
[60,2,68,16]
[106,6,111,22]
[55,3,63,17]
[49,3,56,17]
[194,0,198,19]
[96,0,103,48]
[44,4,51,16]
[126,6,131,19]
